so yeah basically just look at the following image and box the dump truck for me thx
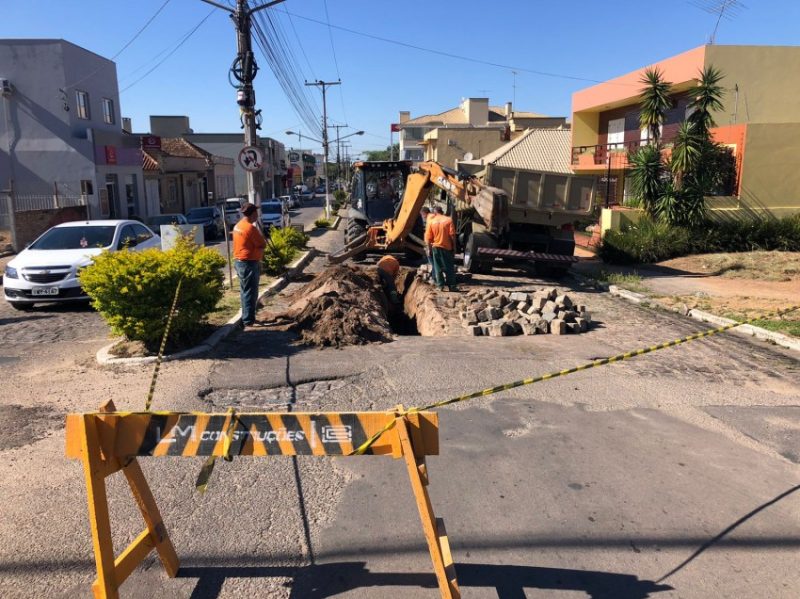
[331,160,595,275]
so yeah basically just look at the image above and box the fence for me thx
[0,192,10,231]
[14,193,87,212]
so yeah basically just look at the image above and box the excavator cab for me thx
[345,160,411,245]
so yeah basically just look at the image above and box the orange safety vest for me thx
[233,217,267,261]
[424,214,455,250]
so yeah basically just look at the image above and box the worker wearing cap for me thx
[233,203,267,327]
[425,206,458,292]
[377,254,401,304]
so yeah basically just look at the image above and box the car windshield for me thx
[261,203,282,214]
[224,201,242,213]
[149,215,184,226]
[187,208,214,218]
[29,226,116,250]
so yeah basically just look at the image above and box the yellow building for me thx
[571,45,800,219]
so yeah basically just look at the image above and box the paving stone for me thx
[520,322,536,335]
[576,317,588,332]
[555,294,573,309]
[468,325,483,336]
[560,310,579,323]
[508,291,528,303]
[566,322,581,334]
[543,300,558,314]
[533,318,550,334]
[550,318,566,335]
[542,311,558,323]
[516,301,530,312]
[464,310,479,325]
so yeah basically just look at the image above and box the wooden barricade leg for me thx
[79,414,122,599]
[395,411,461,599]
[75,401,179,598]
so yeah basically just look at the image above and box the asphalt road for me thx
[1,227,799,598]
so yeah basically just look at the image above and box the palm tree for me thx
[628,143,664,217]
[688,65,725,138]
[638,67,672,146]
[670,121,703,190]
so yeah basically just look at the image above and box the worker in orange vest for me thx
[233,203,267,327]
[377,254,401,304]
[425,206,458,291]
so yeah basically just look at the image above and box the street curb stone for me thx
[570,271,800,355]
[96,248,317,366]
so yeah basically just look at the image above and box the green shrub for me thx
[314,218,331,229]
[80,236,225,349]
[599,216,691,264]
[690,214,800,253]
[262,227,301,275]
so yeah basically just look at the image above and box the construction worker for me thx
[376,254,401,304]
[425,206,458,292]
[233,203,267,327]
[420,206,437,282]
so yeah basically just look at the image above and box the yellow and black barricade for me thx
[65,400,460,599]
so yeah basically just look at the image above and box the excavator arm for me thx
[328,161,502,264]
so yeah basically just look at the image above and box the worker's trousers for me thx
[235,259,261,325]
[431,247,456,290]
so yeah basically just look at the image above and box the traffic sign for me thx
[238,145,264,172]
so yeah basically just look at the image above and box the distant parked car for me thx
[260,199,285,230]
[294,185,315,202]
[146,213,188,229]
[185,206,224,240]
[219,197,245,229]
[280,195,298,209]
[314,185,326,195]
[3,220,161,310]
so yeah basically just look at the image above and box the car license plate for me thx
[31,287,59,296]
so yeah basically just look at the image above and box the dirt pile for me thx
[272,264,394,347]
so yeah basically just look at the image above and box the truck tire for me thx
[463,232,496,274]
[344,219,366,245]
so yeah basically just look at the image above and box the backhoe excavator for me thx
[329,161,578,274]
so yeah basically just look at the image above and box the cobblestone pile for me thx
[458,288,592,336]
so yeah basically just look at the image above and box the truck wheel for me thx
[464,232,495,274]
[344,219,365,245]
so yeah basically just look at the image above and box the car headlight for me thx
[4,266,18,279]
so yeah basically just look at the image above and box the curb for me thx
[96,248,318,366]
[570,271,800,354]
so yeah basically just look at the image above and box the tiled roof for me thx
[468,128,574,175]
[160,137,211,159]
[142,151,159,171]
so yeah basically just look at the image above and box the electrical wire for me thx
[277,8,635,86]
[322,0,348,124]
[63,0,174,90]
[119,8,216,94]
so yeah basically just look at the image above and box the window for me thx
[132,224,153,244]
[76,90,90,120]
[80,180,94,195]
[102,98,115,124]
[117,225,138,249]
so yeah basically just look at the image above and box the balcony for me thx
[571,140,647,169]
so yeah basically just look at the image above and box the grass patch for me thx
[314,218,331,229]
[598,270,648,293]
[749,319,800,338]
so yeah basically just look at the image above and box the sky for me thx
[3,0,800,157]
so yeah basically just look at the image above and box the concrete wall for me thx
[427,128,507,170]
[705,45,800,126]
[14,204,88,248]
[737,122,800,217]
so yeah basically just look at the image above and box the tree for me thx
[670,121,703,190]
[638,67,672,146]
[628,143,664,217]
[688,65,725,138]
[362,144,400,161]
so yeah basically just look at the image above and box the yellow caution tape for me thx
[350,304,800,456]
[195,407,238,494]
[145,278,184,412]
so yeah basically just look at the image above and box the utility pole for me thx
[329,124,348,186]
[201,0,285,206]
[305,79,340,218]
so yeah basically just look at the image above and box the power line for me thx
[119,8,216,94]
[277,8,632,86]
[64,0,174,90]
[322,0,348,123]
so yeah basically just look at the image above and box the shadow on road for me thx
[179,561,672,599]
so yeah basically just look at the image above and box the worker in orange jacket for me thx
[377,254,401,304]
[233,203,267,327]
[425,206,458,291]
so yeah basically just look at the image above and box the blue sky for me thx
[3,0,800,157]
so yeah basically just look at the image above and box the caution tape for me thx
[195,407,238,494]
[350,304,800,456]
[145,278,183,412]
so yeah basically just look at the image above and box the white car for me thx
[260,200,285,230]
[3,219,161,310]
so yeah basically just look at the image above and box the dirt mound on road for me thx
[277,264,393,347]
